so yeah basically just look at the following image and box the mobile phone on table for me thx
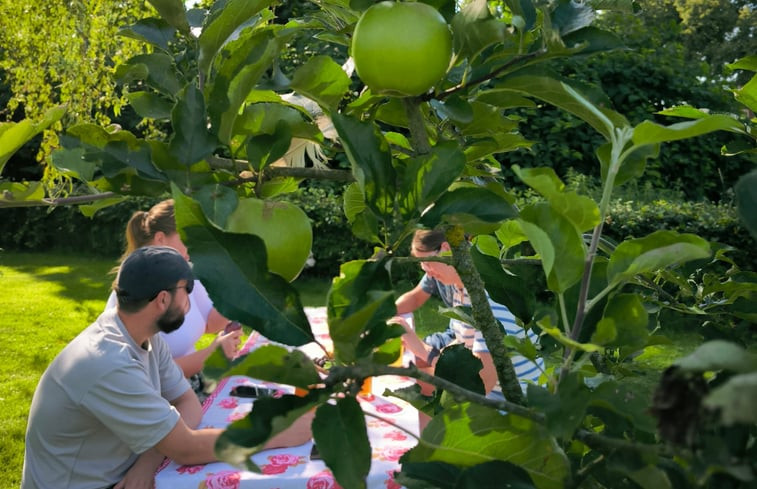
[229,385,274,398]
[224,320,242,334]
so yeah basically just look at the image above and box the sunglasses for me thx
[149,281,194,301]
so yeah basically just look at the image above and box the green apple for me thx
[351,1,453,97]
[225,198,312,282]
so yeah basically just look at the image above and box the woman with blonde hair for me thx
[106,199,242,401]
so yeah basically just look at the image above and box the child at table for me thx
[393,229,544,399]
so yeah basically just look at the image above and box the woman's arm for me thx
[173,329,241,377]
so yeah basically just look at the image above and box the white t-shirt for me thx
[105,279,214,358]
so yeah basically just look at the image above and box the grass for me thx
[0,251,703,488]
[0,252,116,489]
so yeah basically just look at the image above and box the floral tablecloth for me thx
[154,307,419,489]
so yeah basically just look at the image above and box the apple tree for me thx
[2,0,756,487]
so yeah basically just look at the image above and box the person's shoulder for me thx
[191,279,208,297]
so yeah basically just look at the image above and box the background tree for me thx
[2,0,756,486]
[0,0,152,185]
[502,0,755,201]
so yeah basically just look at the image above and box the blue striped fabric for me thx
[448,292,544,400]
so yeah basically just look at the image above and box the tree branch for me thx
[0,191,119,209]
[424,49,546,102]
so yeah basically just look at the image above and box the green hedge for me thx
[0,197,160,259]
[1,185,751,277]
[602,198,754,266]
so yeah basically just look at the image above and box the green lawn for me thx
[0,250,701,488]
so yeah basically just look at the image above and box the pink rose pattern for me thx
[385,470,402,489]
[262,453,306,474]
[176,463,204,474]
[375,402,402,414]
[219,398,238,409]
[226,410,248,422]
[205,470,241,489]
[384,430,408,441]
[375,446,409,462]
[306,470,344,489]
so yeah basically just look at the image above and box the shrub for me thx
[0,197,161,257]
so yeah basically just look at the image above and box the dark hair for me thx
[411,229,446,253]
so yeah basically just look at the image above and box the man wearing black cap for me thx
[22,246,311,489]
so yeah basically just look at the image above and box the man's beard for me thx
[157,307,184,334]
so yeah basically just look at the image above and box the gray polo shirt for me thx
[22,309,190,489]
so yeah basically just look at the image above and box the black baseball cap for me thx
[115,246,194,302]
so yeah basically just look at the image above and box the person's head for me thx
[120,199,188,263]
[410,229,462,287]
[114,246,194,333]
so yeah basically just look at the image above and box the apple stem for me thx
[403,97,432,155]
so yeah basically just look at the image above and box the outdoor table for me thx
[154,307,419,489]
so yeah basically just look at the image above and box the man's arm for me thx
[155,406,314,466]
[172,388,203,428]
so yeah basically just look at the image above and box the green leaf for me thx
[632,115,746,146]
[420,186,519,235]
[536,316,603,353]
[289,55,351,111]
[0,181,45,204]
[313,398,371,489]
[457,102,519,137]
[451,0,506,62]
[403,403,570,489]
[216,394,317,469]
[193,184,239,227]
[0,106,65,174]
[120,53,183,97]
[435,344,485,395]
[169,84,218,165]
[119,17,176,52]
[198,0,274,75]
[519,203,585,293]
[204,345,321,389]
[470,246,535,322]
[704,372,757,425]
[561,26,624,55]
[551,0,595,35]
[146,0,190,34]
[430,95,474,124]
[206,29,283,144]
[245,120,292,171]
[232,102,318,155]
[396,461,461,489]
[331,114,395,220]
[126,91,174,120]
[734,169,757,240]
[596,141,659,187]
[327,259,396,364]
[733,70,757,113]
[527,372,591,439]
[343,183,380,243]
[463,133,534,162]
[492,69,628,141]
[607,231,711,286]
[397,141,466,220]
[457,461,537,488]
[674,340,757,374]
[600,293,648,351]
[589,381,657,434]
[511,166,599,232]
[172,188,313,345]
